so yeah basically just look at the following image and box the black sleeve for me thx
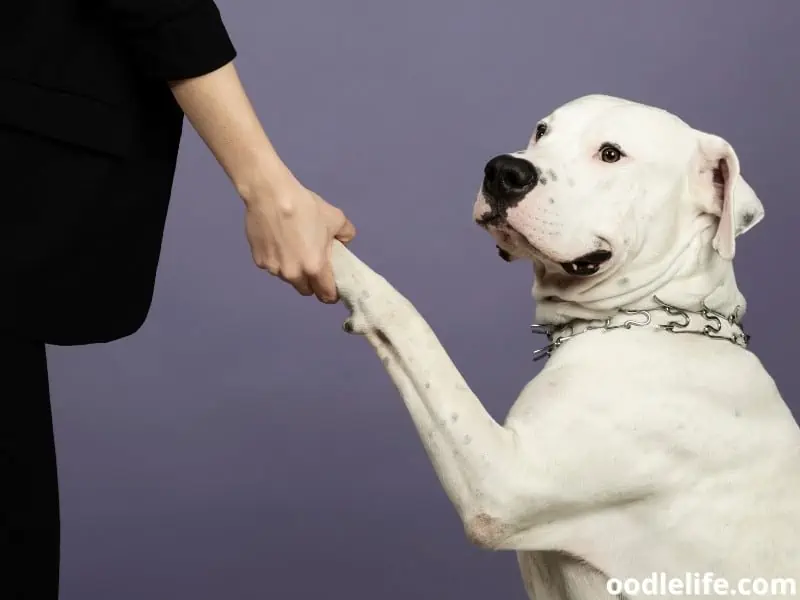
[101,0,237,81]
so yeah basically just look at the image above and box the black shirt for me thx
[0,1,238,344]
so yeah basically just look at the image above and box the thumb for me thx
[333,216,356,244]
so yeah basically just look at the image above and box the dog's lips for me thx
[477,217,613,274]
[479,219,529,257]
[479,219,563,265]
[560,250,613,276]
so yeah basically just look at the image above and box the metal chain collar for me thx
[531,296,750,362]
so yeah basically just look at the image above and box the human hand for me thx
[242,176,356,303]
[168,63,356,302]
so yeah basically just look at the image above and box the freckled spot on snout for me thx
[465,513,509,549]
[539,176,548,185]
[463,434,472,445]
[547,169,558,181]
[618,277,630,287]
[450,412,459,423]
[424,382,431,389]
[548,197,555,205]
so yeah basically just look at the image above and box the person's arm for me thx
[100,0,355,302]
[169,62,355,302]
[167,62,296,207]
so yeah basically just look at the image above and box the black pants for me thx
[0,334,60,598]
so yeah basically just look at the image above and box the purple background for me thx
[49,1,798,598]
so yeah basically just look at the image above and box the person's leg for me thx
[0,333,60,599]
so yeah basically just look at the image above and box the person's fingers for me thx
[308,254,338,304]
[290,277,314,296]
[261,260,280,277]
[322,204,355,243]
[292,279,314,296]
[334,217,356,244]
[280,267,314,296]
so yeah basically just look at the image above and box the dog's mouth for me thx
[476,212,613,276]
[559,250,613,276]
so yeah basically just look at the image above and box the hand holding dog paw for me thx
[242,176,356,303]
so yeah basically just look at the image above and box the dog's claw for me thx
[342,311,371,335]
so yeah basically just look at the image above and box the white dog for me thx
[331,94,800,599]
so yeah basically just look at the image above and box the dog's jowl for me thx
[331,94,799,600]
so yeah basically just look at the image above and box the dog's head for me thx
[473,94,764,319]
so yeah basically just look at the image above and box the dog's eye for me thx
[534,123,548,142]
[599,143,624,163]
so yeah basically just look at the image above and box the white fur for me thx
[331,95,799,599]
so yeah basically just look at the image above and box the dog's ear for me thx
[695,131,764,260]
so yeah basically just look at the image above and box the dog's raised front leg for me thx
[332,242,520,545]
[331,242,659,552]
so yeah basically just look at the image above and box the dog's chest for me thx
[517,551,618,600]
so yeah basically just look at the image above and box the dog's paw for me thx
[342,318,357,334]
[342,310,370,335]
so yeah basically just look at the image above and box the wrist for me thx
[234,155,298,210]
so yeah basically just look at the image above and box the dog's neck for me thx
[531,225,747,328]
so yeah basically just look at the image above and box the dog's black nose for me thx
[482,155,538,206]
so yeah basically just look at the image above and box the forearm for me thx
[169,61,294,207]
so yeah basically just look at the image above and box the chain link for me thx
[531,295,749,362]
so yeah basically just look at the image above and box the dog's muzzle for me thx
[477,154,613,276]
